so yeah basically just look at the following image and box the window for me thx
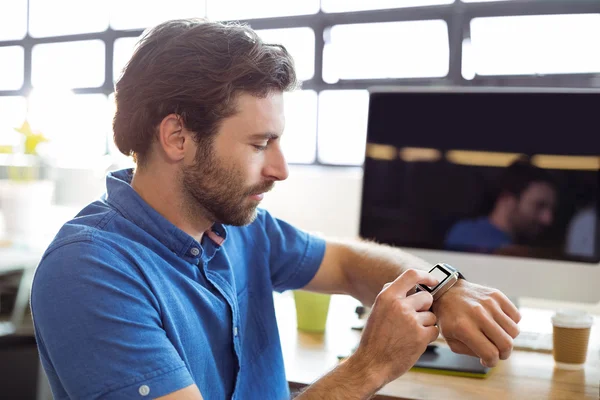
[323,20,449,83]
[109,0,206,30]
[318,90,369,165]
[281,91,318,164]
[322,0,454,13]
[467,14,600,76]
[461,38,476,80]
[1,1,597,167]
[29,0,108,38]
[207,0,319,20]
[32,40,106,89]
[255,28,315,81]
[113,37,141,82]
[28,91,109,161]
[0,97,27,149]
[0,46,24,90]
[0,0,27,41]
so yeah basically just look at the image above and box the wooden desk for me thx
[275,292,600,400]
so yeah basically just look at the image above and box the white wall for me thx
[260,165,364,238]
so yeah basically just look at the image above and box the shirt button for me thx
[138,385,150,396]
[190,247,200,256]
[233,326,238,337]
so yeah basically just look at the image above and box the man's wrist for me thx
[431,277,467,314]
[342,351,387,396]
[296,351,386,400]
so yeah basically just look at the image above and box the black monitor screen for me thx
[359,89,600,263]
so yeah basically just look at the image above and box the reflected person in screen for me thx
[445,159,557,254]
[31,19,521,400]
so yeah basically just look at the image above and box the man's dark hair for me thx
[498,157,557,199]
[113,18,298,166]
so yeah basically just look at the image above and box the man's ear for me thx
[157,114,188,163]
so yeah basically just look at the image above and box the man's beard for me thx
[180,144,274,226]
[511,215,542,244]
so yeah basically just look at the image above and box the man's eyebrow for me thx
[249,132,280,140]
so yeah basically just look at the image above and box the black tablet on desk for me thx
[411,345,491,378]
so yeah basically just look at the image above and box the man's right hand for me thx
[296,269,440,399]
[350,269,440,389]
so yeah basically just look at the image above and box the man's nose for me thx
[264,147,289,182]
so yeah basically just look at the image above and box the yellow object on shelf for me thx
[14,120,48,155]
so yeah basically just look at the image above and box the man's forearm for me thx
[333,239,432,307]
[294,353,384,400]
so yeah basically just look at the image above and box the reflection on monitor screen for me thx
[360,89,600,264]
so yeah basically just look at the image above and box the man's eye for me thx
[253,144,268,151]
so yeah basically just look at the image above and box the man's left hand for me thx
[431,280,521,368]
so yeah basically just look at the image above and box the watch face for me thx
[421,265,451,292]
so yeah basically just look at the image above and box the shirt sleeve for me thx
[30,240,195,400]
[257,209,327,293]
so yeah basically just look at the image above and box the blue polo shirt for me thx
[444,217,512,253]
[31,168,326,400]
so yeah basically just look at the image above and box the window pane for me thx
[113,36,141,82]
[281,91,317,164]
[32,40,105,89]
[28,91,109,161]
[110,0,205,30]
[323,21,449,83]
[468,14,600,76]
[0,0,27,40]
[0,97,27,151]
[255,28,315,81]
[207,0,319,20]
[461,38,475,80]
[29,0,109,38]
[318,90,369,165]
[0,46,24,90]
[322,0,453,13]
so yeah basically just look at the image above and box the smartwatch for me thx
[415,263,464,301]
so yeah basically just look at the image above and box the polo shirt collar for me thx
[104,168,227,261]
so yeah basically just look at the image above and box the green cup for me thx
[293,290,331,333]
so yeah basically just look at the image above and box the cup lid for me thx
[551,309,594,329]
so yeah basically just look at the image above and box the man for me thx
[31,19,521,400]
[445,159,557,254]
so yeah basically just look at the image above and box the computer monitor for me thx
[359,86,600,304]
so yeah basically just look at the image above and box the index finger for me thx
[385,269,439,298]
